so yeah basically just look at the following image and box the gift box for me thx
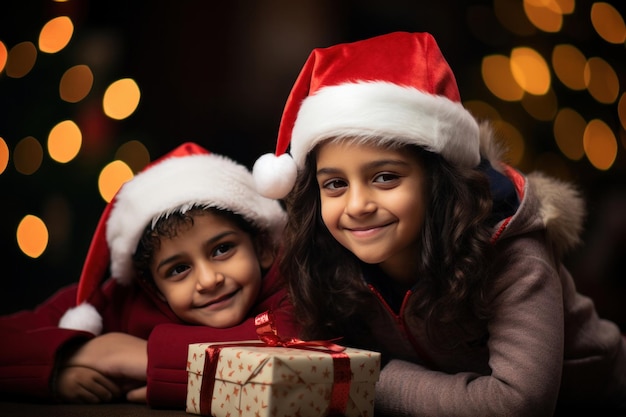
[186,341,381,417]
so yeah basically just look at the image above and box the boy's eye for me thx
[322,179,347,190]
[213,242,235,258]
[169,264,190,278]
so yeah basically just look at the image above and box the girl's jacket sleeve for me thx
[0,284,93,401]
[145,262,299,409]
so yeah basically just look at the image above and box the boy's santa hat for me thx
[59,142,286,335]
[253,31,480,199]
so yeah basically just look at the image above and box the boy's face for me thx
[150,211,273,328]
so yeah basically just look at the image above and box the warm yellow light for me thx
[482,55,524,101]
[48,120,82,163]
[553,108,586,161]
[39,16,74,53]
[521,88,557,121]
[618,93,626,131]
[584,57,620,104]
[523,0,563,32]
[60,65,94,103]
[552,44,587,90]
[583,119,618,170]
[554,0,575,14]
[463,100,501,122]
[5,41,37,78]
[98,160,134,202]
[0,137,9,175]
[103,78,141,120]
[0,41,7,73]
[510,47,551,95]
[115,140,151,173]
[591,2,626,44]
[14,136,43,175]
[17,215,49,258]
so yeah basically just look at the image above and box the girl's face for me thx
[150,211,273,328]
[316,140,428,284]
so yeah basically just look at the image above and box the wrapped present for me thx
[186,340,381,417]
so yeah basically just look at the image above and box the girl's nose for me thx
[345,184,376,217]
[195,264,225,292]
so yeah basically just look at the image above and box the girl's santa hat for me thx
[59,142,286,335]
[253,31,480,199]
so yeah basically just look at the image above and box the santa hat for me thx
[59,142,286,335]
[253,31,480,199]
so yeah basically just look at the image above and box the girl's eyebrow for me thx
[316,159,410,176]
[154,230,237,272]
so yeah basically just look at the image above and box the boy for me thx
[0,142,298,408]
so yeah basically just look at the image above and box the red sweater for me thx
[0,262,298,409]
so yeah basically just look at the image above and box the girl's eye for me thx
[213,243,235,258]
[322,179,347,190]
[373,173,399,183]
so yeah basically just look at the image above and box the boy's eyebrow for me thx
[316,159,410,176]
[154,230,238,272]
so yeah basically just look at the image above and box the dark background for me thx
[1,0,625,328]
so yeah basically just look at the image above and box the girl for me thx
[0,142,298,408]
[253,32,626,416]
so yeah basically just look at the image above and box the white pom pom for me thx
[58,303,103,335]
[252,153,298,199]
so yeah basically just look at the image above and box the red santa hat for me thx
[253,31,480,199]
[58,142,286,335]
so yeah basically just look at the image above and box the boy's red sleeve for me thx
[0,285,93,401]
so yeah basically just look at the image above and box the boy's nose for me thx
[195,264,225,292]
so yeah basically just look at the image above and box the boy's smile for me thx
[316,140,428,285]
[150,211,272,328]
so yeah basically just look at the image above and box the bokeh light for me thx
[523,0,563,32]
[38,16,74,54]
[464,100,501,122]
[583,119,618,170]
[98,160,134,202]
[591,2,626,44]
[102,78,141,120]
[16,215,49,258]
[48,120,82,163]
[510,47,551,95]
[59,64,94,103]
[618,93,626,131]
[5,41,37,78]
[493,0,536,36]
[584,57,620,104]
[0,137,9,175]
[0,41,7,73]
[482,54,524,101]
[14,137,43,175]
[553,108,586,161]
[552,44,587,90]
[115,140,151,173]
[521,88,558,121]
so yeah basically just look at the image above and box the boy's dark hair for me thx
[132,206,265,288]
[280,142,494,347]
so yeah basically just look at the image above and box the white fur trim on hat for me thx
[58,302,103,335]
[107,153,286,284]
[290,81,480,168]
[252,153,298,200]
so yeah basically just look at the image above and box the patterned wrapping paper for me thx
[186,341,381,417]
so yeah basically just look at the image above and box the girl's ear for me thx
[255,233,276,270]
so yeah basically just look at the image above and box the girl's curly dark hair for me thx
[280,142,494,346]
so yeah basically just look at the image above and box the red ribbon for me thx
[198,311,352,416]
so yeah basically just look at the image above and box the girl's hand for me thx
[126,385,148,403]
[56,365,121,403]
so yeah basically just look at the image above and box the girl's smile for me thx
[316,140,428,284]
